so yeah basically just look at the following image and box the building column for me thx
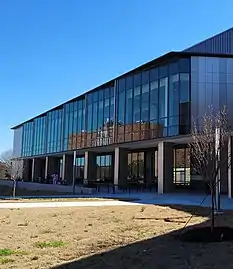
[45,156,49,179]
[144,149,155,184]
[220,142,229,194]
[31,158,35,182]
[158,142,174,194]
[114,147,128,186]
[62,154,73,185]
[228,136,233,198]
[84,151,96,185]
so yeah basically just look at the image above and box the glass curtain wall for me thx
[47,109,63,153]
[116,57,190,142]
[21,57,190,157]
[64,100,85,151]
[86,87,114,148]
[33,116,46,155]
[22,122,34,156]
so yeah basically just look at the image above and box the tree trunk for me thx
[12,180,16,198]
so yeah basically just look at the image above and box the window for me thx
[141,83,149,122]
[169,74,179,124]
[180,73,190,103]
[125,89,133,124]
[117,91,125,124]
[150,80,158,121]
[133,86,141,123]
[159,77,168,126]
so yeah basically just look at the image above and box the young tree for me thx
[0,150,24,197]
[190,106,231,233]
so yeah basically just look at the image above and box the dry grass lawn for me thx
[0,204,233,269]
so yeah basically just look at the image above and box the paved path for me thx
[0,200,142,209]
[1,193,233,210]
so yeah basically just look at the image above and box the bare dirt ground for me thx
[0,204,232,269]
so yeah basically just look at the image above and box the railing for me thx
[85,180,158,194]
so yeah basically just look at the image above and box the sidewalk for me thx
[0,192,233,210]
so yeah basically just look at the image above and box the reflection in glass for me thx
[21,57,191,156]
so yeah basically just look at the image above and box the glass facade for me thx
[116,57,190,142]
[22,122,34,156]
[20,56,191,157]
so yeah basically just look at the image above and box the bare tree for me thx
[190,106,231,233]
[0,150,24,197]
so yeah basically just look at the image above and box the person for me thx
[52,173,57,185]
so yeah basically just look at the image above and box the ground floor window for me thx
[75,156,84,184]
[173,147,190,185]
[96,155,112,182]
[128,152,145,181]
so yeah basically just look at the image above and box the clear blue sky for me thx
[0,0,233,154]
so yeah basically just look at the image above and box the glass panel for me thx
[141,70,149,84]
[117,91,125,125]
[179,58,190,73]
[118,78,125,92]
[180,73,190,103]
[169,74,179,127]
[141,83,149,122]
[133,86,141,123]
[93,103,98,131]
[134,73,141,87]
[159,77,168,127]
[125,89,133,124]
[87,104,93,132]
[126,76,133,90]
[150,80,158,121]
[150,68,158,81]
[98,100,104,129]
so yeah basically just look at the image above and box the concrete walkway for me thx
[0,192,233,210]
[0,200,141,209]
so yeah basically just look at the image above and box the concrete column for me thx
[114,147,128,186]
[45,156,49,179]
[62,154,73,185]
[220,142,229,194]
[84,151,96,184]
[72,151,76,190]
[228,136,233,198]
[158,142,174,194]
[145,150,155,184]
[31,158,35,182]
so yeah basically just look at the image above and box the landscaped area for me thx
[0,204,233,268]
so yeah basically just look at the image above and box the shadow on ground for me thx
[53,206,233,269]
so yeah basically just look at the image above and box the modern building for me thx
[12,27,233,195]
